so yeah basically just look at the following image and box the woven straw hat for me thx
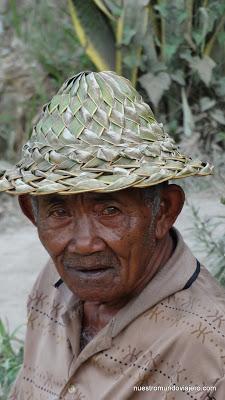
[0,71,213,195]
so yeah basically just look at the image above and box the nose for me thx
[67,215,105,255]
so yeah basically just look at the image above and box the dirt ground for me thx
[0,178,224,336]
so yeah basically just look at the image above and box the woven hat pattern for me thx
[0,71,213,195]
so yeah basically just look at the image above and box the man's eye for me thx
[49,208,68,218]
[102,206,120,216]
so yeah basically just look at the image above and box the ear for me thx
[155,184,185,240]
[18,195,37,226]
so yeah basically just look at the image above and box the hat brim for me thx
[0,157,213,196]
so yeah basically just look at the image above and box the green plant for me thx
[190,203,225,287]
[0,320,24,400]
[7,0,94,86]
[68,0,225,148]
[1,0,94,160]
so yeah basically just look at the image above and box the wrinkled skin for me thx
[19,185,184,334]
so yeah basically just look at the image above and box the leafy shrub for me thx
[190,201,225,287]
[0,320,23,400]
[69,0,225,148]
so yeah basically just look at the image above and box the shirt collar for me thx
[110,227,198,337]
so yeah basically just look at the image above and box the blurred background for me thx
[0,1,225,397]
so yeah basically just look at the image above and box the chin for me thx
[69,285,118,303]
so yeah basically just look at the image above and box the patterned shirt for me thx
[9,229,225,399]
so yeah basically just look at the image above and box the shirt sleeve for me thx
[8,259,54,399]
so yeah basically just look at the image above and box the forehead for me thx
[36,188,144,206]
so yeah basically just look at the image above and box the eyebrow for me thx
[41,195,67,205]
[40,193,125,206]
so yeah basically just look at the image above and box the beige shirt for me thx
[9,229,225,399]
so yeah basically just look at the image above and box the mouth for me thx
[65,265,114,278]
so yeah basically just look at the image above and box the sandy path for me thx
[0,213,48,335]
[0,187,224,335]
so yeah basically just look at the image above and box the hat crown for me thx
[26,71,163,152]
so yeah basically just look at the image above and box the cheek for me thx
[121,215,156,278]
[37,223,69,257]
[98,216,130,242]
[100,215,135,258]
[100,217,149,287]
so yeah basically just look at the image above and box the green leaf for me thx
[177,10,187,24]
[171,70,185,86]
[210,109,225,126]
[104,0,123,17]
[0,319,24,397]
[199,7,209,40]
[189,56,216,86]
[164,43,180,60]
[122,26,136,45]
[119,0,151,83]
[123,51,140,68]
[69,0,116,71]
[139,72,171,108]
[181,88,195,136]
[92,0,115,20]
[218,31,225,46]
[153,3,167,18]
[179,50,193,64]
[216,132,225,142]
[214,78,225,97]
[200,97,216,112]
[151,62,167,74]
[210,2,225,16]
[122,1,151,46]
[192,30,203,46]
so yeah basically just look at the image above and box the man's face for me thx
[35,189,159,304]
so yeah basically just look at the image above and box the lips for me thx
[77,268,112,275]
[65,265,114,279]
[77,267,110,273]
[66,265,111,272]
[62,253,120,281]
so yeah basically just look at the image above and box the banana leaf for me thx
[68,0,115,71]
[92,0,115,20]
[120,0,150,84]
[96,0,123,17]
[88,0,150,85]
[92,0,124,19]
[90,0,125,76]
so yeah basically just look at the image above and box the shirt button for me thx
[68,385,76,394]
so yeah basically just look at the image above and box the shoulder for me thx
[26,258,60,312]
[29,258,59,292]
[162,265,225,369]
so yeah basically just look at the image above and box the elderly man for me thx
[1,71,224,400]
